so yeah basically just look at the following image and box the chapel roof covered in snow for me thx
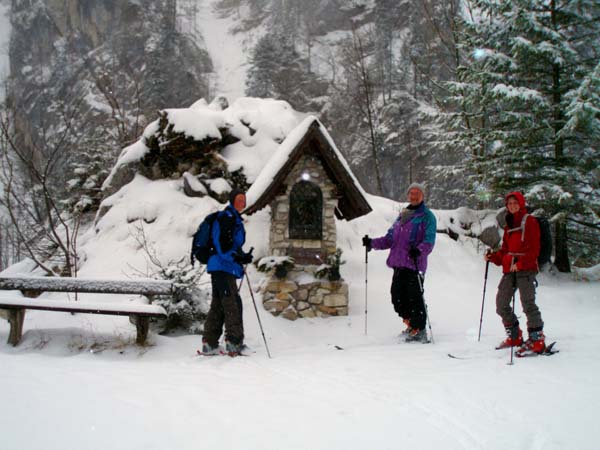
[244,117,372,220]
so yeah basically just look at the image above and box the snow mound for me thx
[103,97,308,191]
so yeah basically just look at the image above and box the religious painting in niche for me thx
[289,181,322,240]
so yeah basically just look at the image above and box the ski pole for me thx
[508,269,517,366]
[412,255,434,344]
[364,235,369,335]
[478,260,490,342]
[244,267,272,359]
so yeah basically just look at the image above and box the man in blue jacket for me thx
[362,183,436,342]
[201,189,253,356]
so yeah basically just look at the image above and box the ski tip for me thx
[545,341,557,352]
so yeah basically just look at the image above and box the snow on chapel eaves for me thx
[245,115,372,220]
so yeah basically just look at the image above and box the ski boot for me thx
[401,318,413,336]
[225,340,243,357]
[495,323,523,349]
[405,328,428,343]
[198,339,220,356]
[516,330,546,357]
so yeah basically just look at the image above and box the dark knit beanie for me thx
[229,188,245,205]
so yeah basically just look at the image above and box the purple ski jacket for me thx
[371,202,437,273]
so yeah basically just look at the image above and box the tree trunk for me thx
[554,221,571,272]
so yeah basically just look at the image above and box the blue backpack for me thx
[190,212,219,265]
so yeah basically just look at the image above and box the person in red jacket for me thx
[485,191,546,355]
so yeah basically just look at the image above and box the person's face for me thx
[506,196,520,214]
[407,188,424,206]
[233,193,246,213]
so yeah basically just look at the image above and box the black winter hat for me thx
[229,188,245,205]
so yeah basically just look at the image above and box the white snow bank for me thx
[83,175,224,278]
[574,264,600,281]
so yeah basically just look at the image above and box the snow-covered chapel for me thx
[245,117,372,320]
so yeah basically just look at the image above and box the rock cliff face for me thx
[7,0,212,198]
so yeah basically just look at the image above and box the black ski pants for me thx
[203,271,244,348]
[391,267,426,330]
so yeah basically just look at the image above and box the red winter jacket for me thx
[489,191,540,273]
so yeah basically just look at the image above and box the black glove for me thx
[234,249,254,265]
[362,235,372,252]
[408,246,421,258]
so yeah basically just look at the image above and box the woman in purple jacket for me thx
[363,183,437,342]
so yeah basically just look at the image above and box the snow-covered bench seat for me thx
[0,276,175,298]
[0,276,174,346]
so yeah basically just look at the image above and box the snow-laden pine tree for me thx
[444,0,600,270]
[245,32,316,111]
[560,61,600,266]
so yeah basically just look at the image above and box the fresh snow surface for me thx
[194,0,260,102]
[1,182,599,449]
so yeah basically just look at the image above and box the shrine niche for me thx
[289,181,322,240]
[244,117,372,320]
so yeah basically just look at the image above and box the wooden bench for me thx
[0,276,175,346]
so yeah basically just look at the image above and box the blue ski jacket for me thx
[207,205,246,278]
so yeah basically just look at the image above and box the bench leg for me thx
[7,309,25,346]
[131,316,149,345]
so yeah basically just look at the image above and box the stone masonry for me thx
[262,267,349,320]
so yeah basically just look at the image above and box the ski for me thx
[196,349,250,357]
[196,349,221,357]
[196,344,255,358]
[447,353,469,359]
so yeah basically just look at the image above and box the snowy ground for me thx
[1,196,599,450]
[193,0,261,102]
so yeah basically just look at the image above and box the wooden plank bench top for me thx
[0,276,174,347]
[0,296,167,316]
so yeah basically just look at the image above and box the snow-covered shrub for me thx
[150,262,210,335]
[131,221,209,334]
[258,256,295,279]
[315,249,345,281]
